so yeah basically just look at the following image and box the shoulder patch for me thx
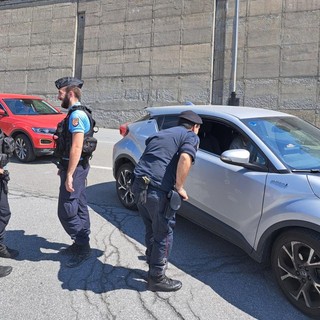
[72,118,79,127]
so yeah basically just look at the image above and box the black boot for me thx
[66,243,91,268]
[59,242,80,256]
[0,245,19,259]
[148,275,182,292]
[0,265,12,278]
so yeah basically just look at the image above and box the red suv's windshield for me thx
[4,98,59,115]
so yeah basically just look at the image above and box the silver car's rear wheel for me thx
[271,229,320,318]
[116,163,137,210]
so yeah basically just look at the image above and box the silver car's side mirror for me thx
[220,149,250,165]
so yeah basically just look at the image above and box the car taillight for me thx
[119,122,129,137]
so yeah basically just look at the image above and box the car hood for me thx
[307,175,320,199]
[12,114,66,128]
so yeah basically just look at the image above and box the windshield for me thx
[243,116,320,171]
[4,98,59,115]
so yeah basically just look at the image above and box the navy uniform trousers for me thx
[134,184,176,278]
[0,181,11,246]
[58,164,90,246]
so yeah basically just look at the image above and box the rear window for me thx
[154,115,179,130]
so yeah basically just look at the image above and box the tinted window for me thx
[155,115,179,130]
[199,118,267,166]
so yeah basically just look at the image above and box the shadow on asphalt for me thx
[5,179,306,318]
[84,181,308,320]
[6,229,148,294]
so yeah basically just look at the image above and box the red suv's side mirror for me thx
[0,109,6,116]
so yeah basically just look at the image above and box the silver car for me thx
[113,105,320,318]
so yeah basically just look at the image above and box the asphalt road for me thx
[0,128,310,320]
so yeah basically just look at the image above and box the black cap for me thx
[55,77,84,89]
[179,110,203,125]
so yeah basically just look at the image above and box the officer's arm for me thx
[175,152,193,200]
[65,132,84,192]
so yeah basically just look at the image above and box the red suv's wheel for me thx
[14,134,36,162]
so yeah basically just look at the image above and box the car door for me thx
[185,119,268,248]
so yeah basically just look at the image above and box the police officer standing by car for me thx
[132,110,202,292]
[53,77,96,268]
[0,130,18,277]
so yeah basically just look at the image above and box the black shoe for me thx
[0,245,19,259]
[65,244,91,268]
[0,265,12,278]
[148,275,182,292]
[59,242,80,256]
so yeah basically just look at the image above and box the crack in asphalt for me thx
[6,188,279,320]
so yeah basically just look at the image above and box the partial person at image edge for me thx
[0,130,19,278]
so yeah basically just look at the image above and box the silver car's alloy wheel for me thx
[272,230,320,318]
[116,163,137,210]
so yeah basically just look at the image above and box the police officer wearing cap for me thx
[54,77,92,268]
[132,110,202,292]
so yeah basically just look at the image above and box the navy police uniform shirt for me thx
[134,125,199,192]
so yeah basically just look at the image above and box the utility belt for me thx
[58,158,88,170]
[134,175,181,219]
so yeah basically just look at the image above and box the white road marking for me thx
[91,165,112,170]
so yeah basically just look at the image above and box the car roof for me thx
[146,105,294,120]
[0,93,43,100]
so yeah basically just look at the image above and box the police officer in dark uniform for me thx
[132,110,202,292]
[54,77,93,268]
[0,130,18,277]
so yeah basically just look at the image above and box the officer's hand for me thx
[65,175,74,192]
[177,187,188,201]
[0,168,4,175]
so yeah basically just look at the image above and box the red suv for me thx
[0,93,66,162]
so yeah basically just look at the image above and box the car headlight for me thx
[32,127,56,134]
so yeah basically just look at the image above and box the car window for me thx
[199,119,267,166]
[199,120,222,154]
[4,99,58,115]
[155,115,179,130]
[199,120,235,155]
[243,117,320,170]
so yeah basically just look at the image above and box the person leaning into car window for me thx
[53,77,92,268]
[132,110,202,292]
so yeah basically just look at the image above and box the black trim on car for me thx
[179,201,320,266]
[253,220,320,264]
[11,130,35,147]
[113,155,137,179]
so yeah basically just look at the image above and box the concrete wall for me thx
[0,0,215,127]
[0,1,78,98]
[79,0,215,127]
[223,0,320,125]
[0,0,319,128]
